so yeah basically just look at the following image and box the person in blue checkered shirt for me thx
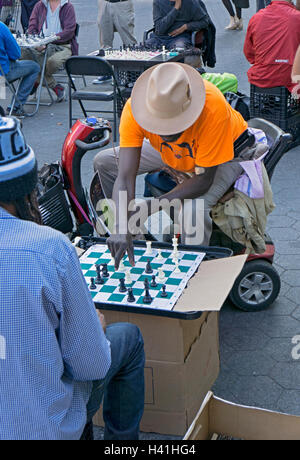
[0,117,145,440]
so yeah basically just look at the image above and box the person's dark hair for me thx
[14,190,42,225]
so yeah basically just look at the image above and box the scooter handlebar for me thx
[75,129,111,151]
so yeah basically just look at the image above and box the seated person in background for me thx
[0,20,40,117]
[145,0,209,50]
[21,0,79,102]
[0,118,145,440]
[244,0,300,92]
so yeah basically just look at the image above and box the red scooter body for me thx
[61,117,111,225]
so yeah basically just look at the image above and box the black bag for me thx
[225,91,251,121]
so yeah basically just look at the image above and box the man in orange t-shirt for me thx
[93,63,253,268]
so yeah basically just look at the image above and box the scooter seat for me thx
[144,171,177,197]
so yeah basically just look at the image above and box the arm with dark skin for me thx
[107,146,217,269]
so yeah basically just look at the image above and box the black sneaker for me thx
[6,107,26,119]
[53,84,66,102]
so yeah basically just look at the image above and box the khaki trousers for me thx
[93,141,251,246]
[98,0,137,48]
[21,44,72,89]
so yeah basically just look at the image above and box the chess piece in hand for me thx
[107,233,135,270]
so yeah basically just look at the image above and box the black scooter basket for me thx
[37,164,74,234]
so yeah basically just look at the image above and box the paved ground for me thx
[5,0,300,439]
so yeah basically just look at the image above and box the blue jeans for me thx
[145,31,192,50]
[6,60,40,108]
[86,322,145,440]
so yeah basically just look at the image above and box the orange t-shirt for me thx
[119,79,248,173]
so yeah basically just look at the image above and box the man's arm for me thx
[292,45,300,82]
[243,18,255,64]
[3,25,21,61]
[159,166,217,202]
[185,0,209,32]
[107,147,141,268]
[154,0,181,36]
[56,4,77,43]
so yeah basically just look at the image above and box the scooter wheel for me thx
[229,259,281,312]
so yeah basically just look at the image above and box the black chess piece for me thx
[102,263,109,278]
[98,49,105,57]
[145,259,153,274]
[150,275,157,288]
[161,285,168,298]
[119,277,127,293]
[95,264,104,285]
[127,288,136,303]
[144,278,150,290]
[143,288,152,304]
[89,277,97,290]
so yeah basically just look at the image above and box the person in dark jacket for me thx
[145,0,209,50]
[21,0,39,32]
[21,0,78,102]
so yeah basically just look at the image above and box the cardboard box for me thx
[184,392,300,440]
[93,255,247,436]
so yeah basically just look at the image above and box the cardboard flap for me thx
[174,255,247,313]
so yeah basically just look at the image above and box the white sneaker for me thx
[225,16,238,30]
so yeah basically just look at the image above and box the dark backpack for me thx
[225,91,251,121]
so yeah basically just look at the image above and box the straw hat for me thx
[131,62,206,135]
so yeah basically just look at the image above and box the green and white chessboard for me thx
[80,243,206,311]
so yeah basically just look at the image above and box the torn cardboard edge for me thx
[184,391,300,440]
[175,254,247,312]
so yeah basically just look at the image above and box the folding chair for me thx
[0,62,23,116]
[65,56,125,141]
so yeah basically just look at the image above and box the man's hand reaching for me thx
[107,233,135,270]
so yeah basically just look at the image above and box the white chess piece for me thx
[156,249,163,260]
[118,259,125,272]
[157,267,166,283]
[125,268,132,285]
[145,241,152,256]
[174,260,181,274]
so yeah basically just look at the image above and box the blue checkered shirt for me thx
[0,207,111,440]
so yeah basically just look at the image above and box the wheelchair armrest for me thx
[191,29,204,48]
[143,27,155,44]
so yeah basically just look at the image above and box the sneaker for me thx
[53,84,66,102]
[93,75,112,85]
[6,107,26,119]
[30,81,39,96]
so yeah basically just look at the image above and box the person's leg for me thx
[169,32,192,49]
[93,141,165,199]
[180,160,244,246]
[6,59,40,108]
[113,0,137,46]
[222,0,238,30]
[98,0,114,49]
[85,322,145,440]
[234,6,243,30]
[21,0,38,32]
[44,45,72,89]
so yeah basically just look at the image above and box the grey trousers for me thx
[21,44,72,89]
[98,0,137,48]
[93,141,250,245]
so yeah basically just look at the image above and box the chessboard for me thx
[14,32,58,48]
[80,243,206,312]
[89,48,165,61]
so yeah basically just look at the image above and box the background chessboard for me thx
[80,243,205,312]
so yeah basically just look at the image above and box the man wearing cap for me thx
[0,117,144,440]
[93,62,264,267]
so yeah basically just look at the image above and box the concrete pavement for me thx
[7,0,300,439]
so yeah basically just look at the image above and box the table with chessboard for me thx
[79,239,207,319]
